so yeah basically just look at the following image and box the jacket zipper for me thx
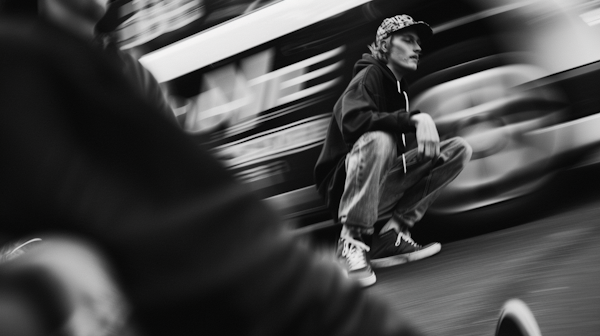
[398,81,408,174]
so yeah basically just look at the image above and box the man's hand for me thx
[410,113,440,162]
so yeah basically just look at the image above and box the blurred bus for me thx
[113,0,600,228]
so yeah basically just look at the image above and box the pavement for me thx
[364,164,600,336]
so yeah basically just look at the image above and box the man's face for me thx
[387,30,422,73]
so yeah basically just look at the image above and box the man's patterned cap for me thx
[376,15,432,42]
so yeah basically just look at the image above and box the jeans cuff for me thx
[391,215,414,232]
[342,222,375,235]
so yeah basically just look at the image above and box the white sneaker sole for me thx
[496,299,542,336]
[354,272,376,287]
[344,270,377,287]
[371,243,441,268]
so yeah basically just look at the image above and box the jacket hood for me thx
[353,54,409,91]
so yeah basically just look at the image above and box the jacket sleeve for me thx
[0,21,425,336]
[336,67,418,144]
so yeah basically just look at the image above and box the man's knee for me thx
[358,131,396,159]
[444,137,472,165]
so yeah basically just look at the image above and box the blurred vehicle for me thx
[127,0,600,227]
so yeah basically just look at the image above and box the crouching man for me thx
[314,15,472,287]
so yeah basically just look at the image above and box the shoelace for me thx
[395,231,421,248]
[341,237,370,271]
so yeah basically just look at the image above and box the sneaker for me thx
[496,299,542,336]
[370,230,441,268]
[337,236,376,287]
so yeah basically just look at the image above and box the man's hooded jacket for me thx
[314,54,420,220]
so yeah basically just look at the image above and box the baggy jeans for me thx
[338,131,472,234]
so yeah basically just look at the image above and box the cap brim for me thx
[394,22,433,41]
